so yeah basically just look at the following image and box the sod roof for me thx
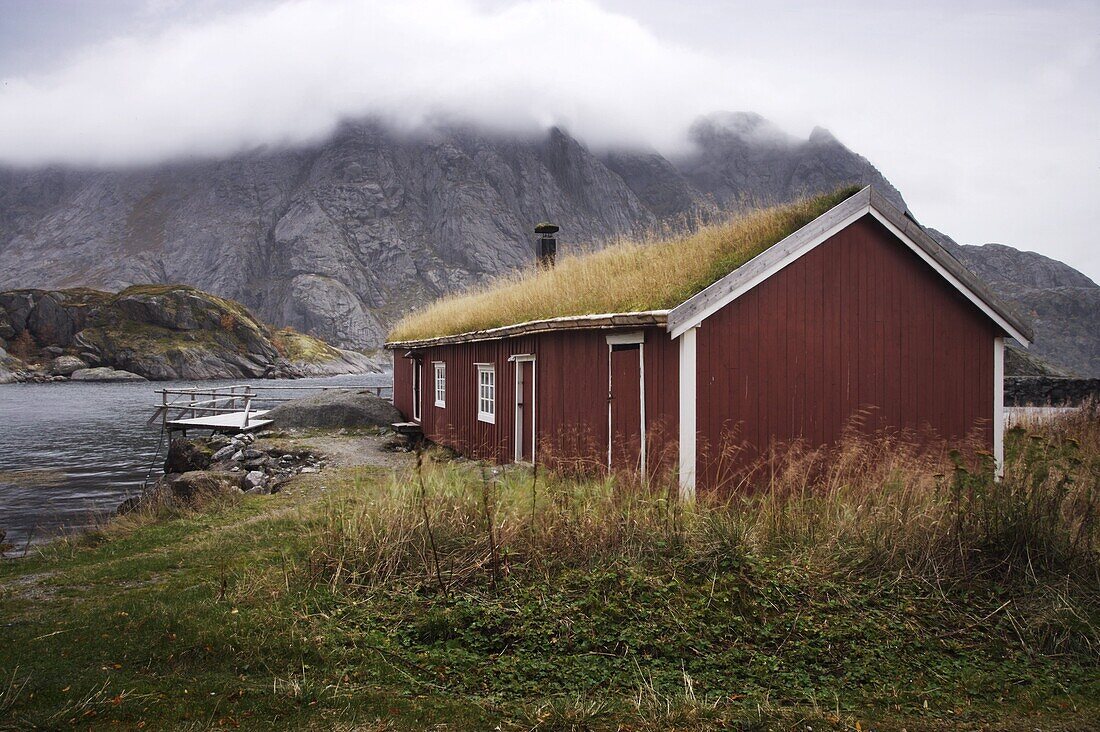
[387,187,862,346]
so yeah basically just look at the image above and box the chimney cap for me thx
[534,222,559,235]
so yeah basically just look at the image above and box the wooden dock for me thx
[151,384,392,435]
[165,410,272,432]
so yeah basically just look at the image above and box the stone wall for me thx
[1005,377,1100,407]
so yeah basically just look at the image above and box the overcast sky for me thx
[1,0,1097,282]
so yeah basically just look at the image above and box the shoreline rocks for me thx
[124,432,326,512]
[49,355,87,376]
[70,366,146,382]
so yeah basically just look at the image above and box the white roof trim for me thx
[667,188,1032,346]
[667,190,870,338]
[387,310,671,349]
[867,208,1030,346]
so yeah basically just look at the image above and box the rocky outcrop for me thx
[933,230,1100,377]
[673,113,907,214]
[266,389,401,429]
[0,284,379,381]
[1005,345,1071,378]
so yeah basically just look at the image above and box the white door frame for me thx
[510,354,536,464]
[411,358,422,422]
[606,332,646,473]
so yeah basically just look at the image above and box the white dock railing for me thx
[150,383,393,432]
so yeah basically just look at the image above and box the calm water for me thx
[0,373,391,553]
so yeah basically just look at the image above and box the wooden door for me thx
[609,344,642,472]
[411,358,422,422]
[515,359,535,462]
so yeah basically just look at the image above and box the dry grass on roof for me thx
[388,186,860,342]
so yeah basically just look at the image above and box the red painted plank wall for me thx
[695,214,997,489]
[388,326,679,472]
[642,328,680,479]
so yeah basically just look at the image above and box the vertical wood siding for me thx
[695,214,997,489]
[388,326,680,473]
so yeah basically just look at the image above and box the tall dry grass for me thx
[306,406,1099,661]
[388,187,859,342]
[312,402,1099,597]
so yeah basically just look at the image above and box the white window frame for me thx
[432,361,446,408]
[476,364,495,424]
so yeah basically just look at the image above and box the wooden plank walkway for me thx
[165,410,272,433]
[153,384,394,435]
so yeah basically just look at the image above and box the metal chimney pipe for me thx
[534,222,559,267]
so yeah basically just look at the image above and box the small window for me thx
[476,364,495,423]
[433,362,446,408]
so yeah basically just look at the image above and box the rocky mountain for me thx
[0,114,899,351]
[931,231,1100,377]
[0,284,378,382]
[0,111,1095,376]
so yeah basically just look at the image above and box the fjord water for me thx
[0,373,391,553]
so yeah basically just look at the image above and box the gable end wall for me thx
[694,214,998,489]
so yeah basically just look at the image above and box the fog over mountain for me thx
[0,0,1097,286]
[1,111,1096,376]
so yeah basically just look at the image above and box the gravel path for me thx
[255,431,414,472]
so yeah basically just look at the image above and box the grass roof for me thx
[388,186,860,343]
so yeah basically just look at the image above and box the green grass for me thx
[1,417,1098,730]
[0,468,490,730]
[389,187,859,343]
[270,328,347,364]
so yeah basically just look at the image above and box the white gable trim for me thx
[868,209,1030,346]
[668,192,1031,346]
[668,202,869,338]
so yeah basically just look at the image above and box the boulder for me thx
[266,389,401,429]
[49,355,87,376]
[0,345,27,384]
[211,444,236,462]
[70,366,147,382]
[165,438,214,474]
[244,470,266,491]
[166,470,244,504]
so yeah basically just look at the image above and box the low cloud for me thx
[0,0,1097,281]
[0,0,735,167]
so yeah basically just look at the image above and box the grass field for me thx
[1,407,1097,730]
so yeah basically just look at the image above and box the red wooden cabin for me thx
[387,188,1032,495]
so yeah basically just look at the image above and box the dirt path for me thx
[256,431,415,472]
